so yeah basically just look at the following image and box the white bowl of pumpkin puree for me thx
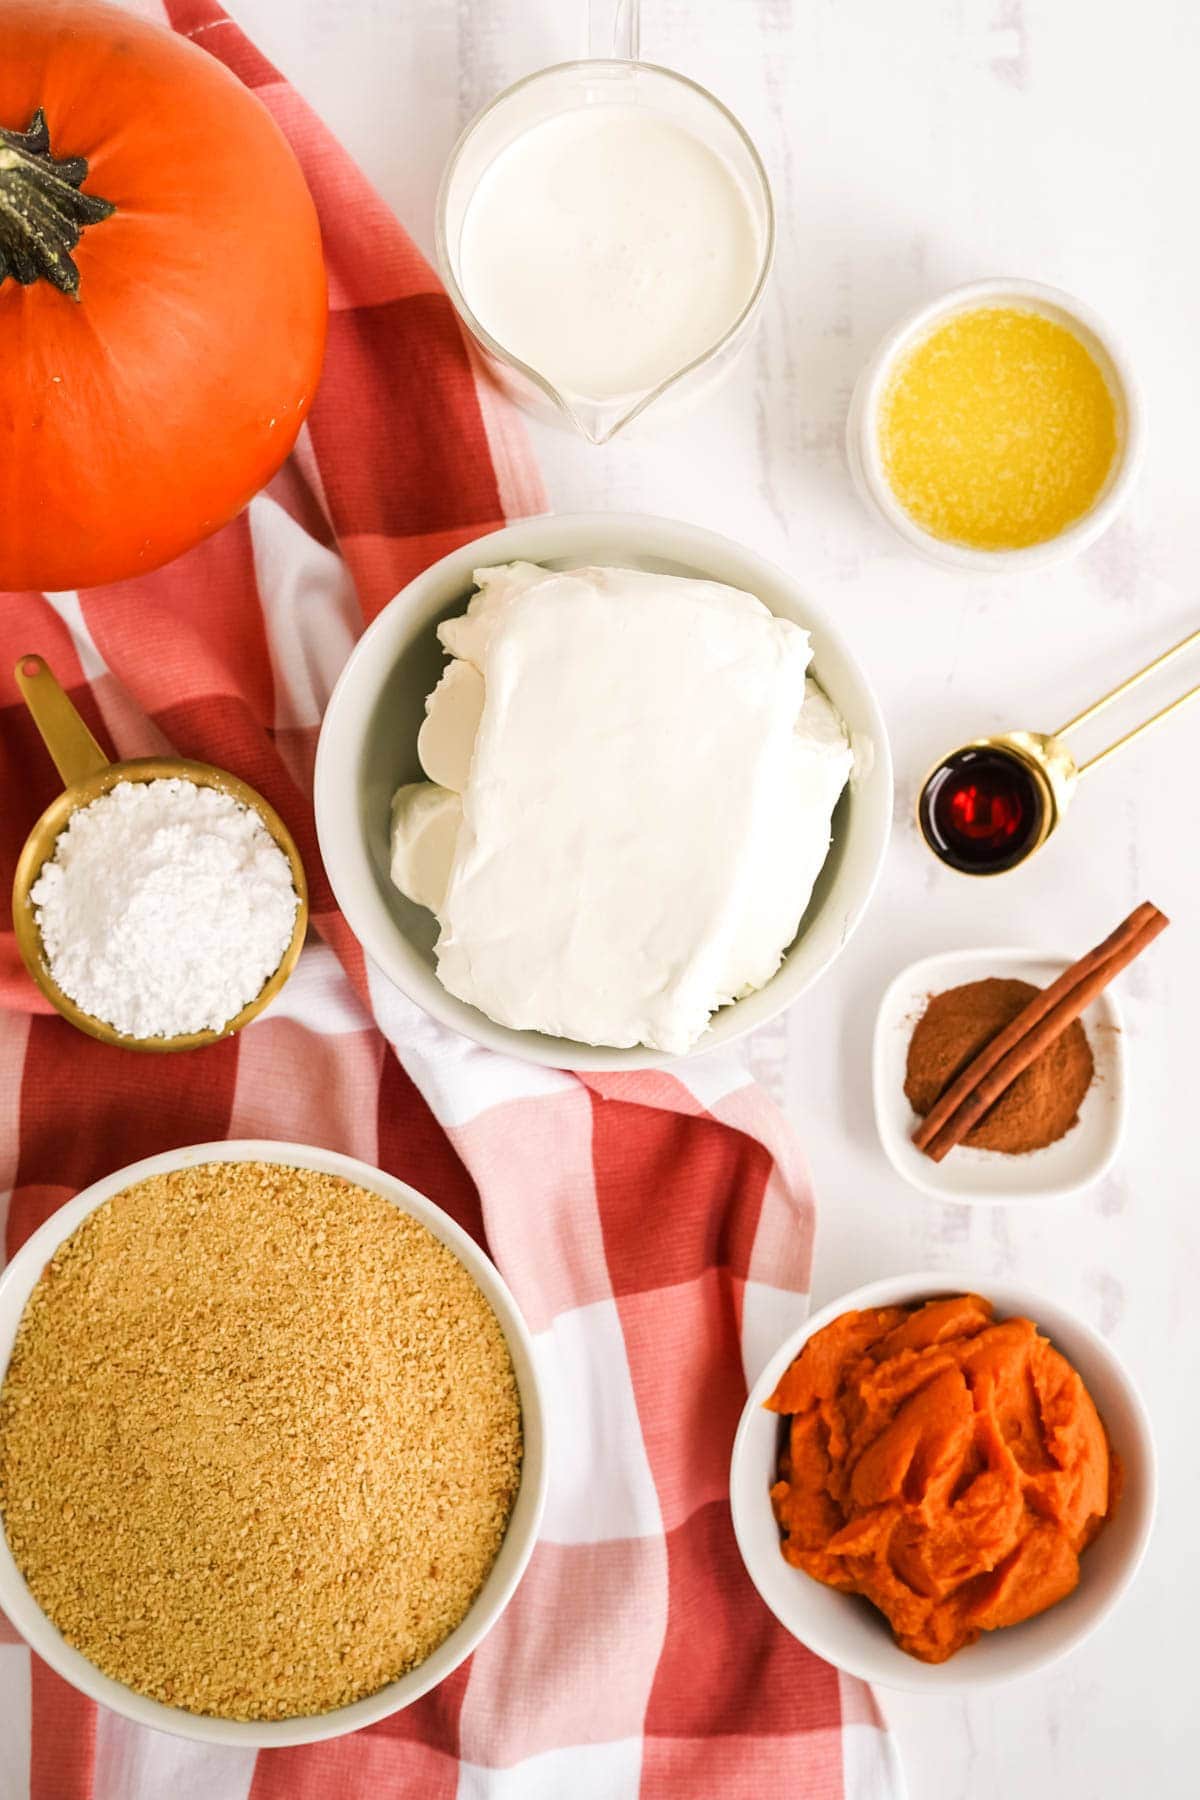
[729,1273,1155,1690]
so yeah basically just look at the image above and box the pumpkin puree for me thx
[767,1295,1117,1662]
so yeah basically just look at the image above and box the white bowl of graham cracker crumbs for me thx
[0,1142,547,1747]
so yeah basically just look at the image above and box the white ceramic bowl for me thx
[314,513,893,1069]
[846,277,1146,572]
[873,947,1127,1204]
[730,1271,1156,1692]
[0,1141,548,1747]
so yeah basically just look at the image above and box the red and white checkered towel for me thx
[0,3,903,1795]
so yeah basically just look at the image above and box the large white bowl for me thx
[0,1141,548,1748]
[315,513,892,1069]
[730,1271,1156,1692]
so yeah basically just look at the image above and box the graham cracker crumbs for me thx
[0,1162,522,1721]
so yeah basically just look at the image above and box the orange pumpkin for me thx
[0,0,327,591]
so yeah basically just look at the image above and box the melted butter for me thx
[879,306,1118,550]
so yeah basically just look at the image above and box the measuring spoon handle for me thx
[14,655,111,789]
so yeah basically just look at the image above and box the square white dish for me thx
[873,946,1126,1204]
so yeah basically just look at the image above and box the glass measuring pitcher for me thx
[435,6,774,444]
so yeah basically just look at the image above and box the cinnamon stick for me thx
[913,901,1170,1164]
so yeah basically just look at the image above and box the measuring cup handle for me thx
[14,655,112,789]
[589,0,640,59]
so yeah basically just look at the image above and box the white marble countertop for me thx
[232,1,1196,1791]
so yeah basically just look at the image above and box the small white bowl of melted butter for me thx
[315,514,892,1069]
[846,278,1145,574]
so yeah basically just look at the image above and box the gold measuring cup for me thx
[919,623,1200,874]
[11,655,309,1050]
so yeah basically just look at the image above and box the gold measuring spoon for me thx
[10,655,308,1050]
[918,623,1200,875]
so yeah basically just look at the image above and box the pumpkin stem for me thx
[0,110,115,301]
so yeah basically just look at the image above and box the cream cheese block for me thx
[389,782,461,914]
[416,660,485,792]
[718,679,853,1000]
[390,562,852,1053]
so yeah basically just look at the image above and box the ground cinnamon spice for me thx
[905,977,1094,1154]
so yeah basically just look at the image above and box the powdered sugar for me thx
[30,779,300,1040]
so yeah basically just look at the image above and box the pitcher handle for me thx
[589,0,640,60]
